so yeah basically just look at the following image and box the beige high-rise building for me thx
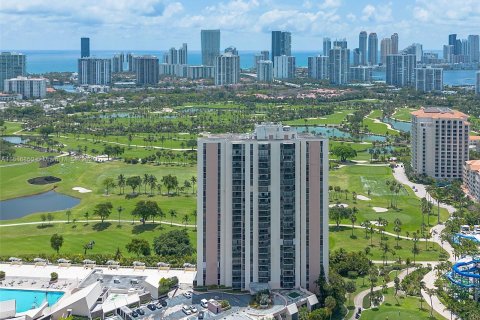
[380,38,392,65]
[411,107,469,180]
[196,123,329,291]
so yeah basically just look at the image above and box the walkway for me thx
[0,219,196,228]
[392,163,457,320]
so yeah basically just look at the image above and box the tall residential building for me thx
[463,160,480,202]
[214,52,240,86]
[201,30,220,66]
[368,33,378,65]
[353,48,361,66]
[359,31,367,65]
[273,55,296,79]
[322,38,331,56]
[224,46,238,56]
[308,56,329,80]
[380,38,392,65]
[77,58,111,85]
[0,52,26,87]
[443,45,454,63]
[81,37,90,58]
[411,107,469,180]
[333,39,347,49]
[187,65,214,80]
[4,76,47,99]
[415,67,443,92]
[468,35,479,63]
[391,33,399,54]
[386,53,416,87]
[257,60,273,83]
[260,51,270,61]
[329,47,349,85]
[165,43,188,65]
[196,123,329,291]
[127,53,135,72]
[349,66,373,82]
[403,43,423,62]
[476,71,480,95]
[133,55,159,85]
[271,31,291,65]
[112,54,124,73]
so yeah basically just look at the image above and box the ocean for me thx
[19,50,480,86]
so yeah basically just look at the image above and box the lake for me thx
[2,136,28,145]
[382,118,412,133]
[0,190,80,220]
[295,126,387,142]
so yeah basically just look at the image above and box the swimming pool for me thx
[0,289,64,313]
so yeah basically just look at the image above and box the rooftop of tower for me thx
[411,107,468,120]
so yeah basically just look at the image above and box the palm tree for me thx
[148,175,157,195]
[169,209,177,226]
[419,281,426,310]
[361,220,371,239]
[182,214,189,228]
[66,210,71,223]
[117,174,126,194]
[190,176,196,194]
[143,174,149,194]
[426,287,435,317]
[350,214,357,237]
[84,211,89,224]
[117,206,123,226]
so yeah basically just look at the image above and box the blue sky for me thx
[1,0,479,51]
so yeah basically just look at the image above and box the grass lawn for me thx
[2,121,23,135]
[363,117,399,136]
[285,109,355,126]
[0,160,197,225]
[330,227,447,262]
[0,221,196,257]
[360,288,444,319]
[392,108,416,122]
[329,165,450,233]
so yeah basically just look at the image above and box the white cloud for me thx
[361,2,393,23]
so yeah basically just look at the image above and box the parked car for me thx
[131,311,138,318]
[183,291,192,299]
[190,305,198,313]
[200,299,209,308]
[147,304,156,311]
[182,305,192,315]
[158,299,167,307]
[136,308,145,316]
[198,311,205,319]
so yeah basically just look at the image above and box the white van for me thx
[200,299,209,308]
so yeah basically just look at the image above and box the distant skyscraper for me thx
[349,66,373,82]
[449,34,457,47]
[380,38,392,65]
[403,43,423,62]
[391,33,399,54]
[81,37,90,58]
[179,43,188,65]
[78,58,111,85]
[273,55,295,79]
[359,31,367,65]
[214,52,240,86]
[196,123,329,291]
[353,48,361,66]
[443,45,454,63]
[165,43,188,65]
[0,52,26,87]
[271,31,291,65]
[329,47,349,85]
[368,33,378,65]
[476,71,480,95]
[308,56,329,80]
[254,54,263,70]
[468,35,479,63]
[386,53,416,87]
[133,55,159,85]
[261,50,270,60]
[112,54,124,73]
[323,37,331,56]
[201,30,220,66]
[224,46,238,56]
[415,67,443,92]
[333,39,347,49]
[257,60,273,83]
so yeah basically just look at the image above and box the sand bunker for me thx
[72,187,92,193]
[329,203,349,208]
[356,195,371,201]
[372,207,388,213]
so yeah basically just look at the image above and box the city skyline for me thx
[1,0,479,51]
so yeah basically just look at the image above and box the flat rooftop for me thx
[411,107,468,120]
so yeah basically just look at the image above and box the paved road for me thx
[393,164,457,320]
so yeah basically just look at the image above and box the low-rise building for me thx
[4,76,47,99]
[464,160,480,202]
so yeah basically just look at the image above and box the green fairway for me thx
[0,221,196,257]
[0,160,196,225]
[329,165,450,233]
[330,227,446,262]
[392,108,416,122]
[360,288,444,319]
[2,121,23,135]
[285,109,355,126]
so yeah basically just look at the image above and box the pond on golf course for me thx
[0,190,80,220]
